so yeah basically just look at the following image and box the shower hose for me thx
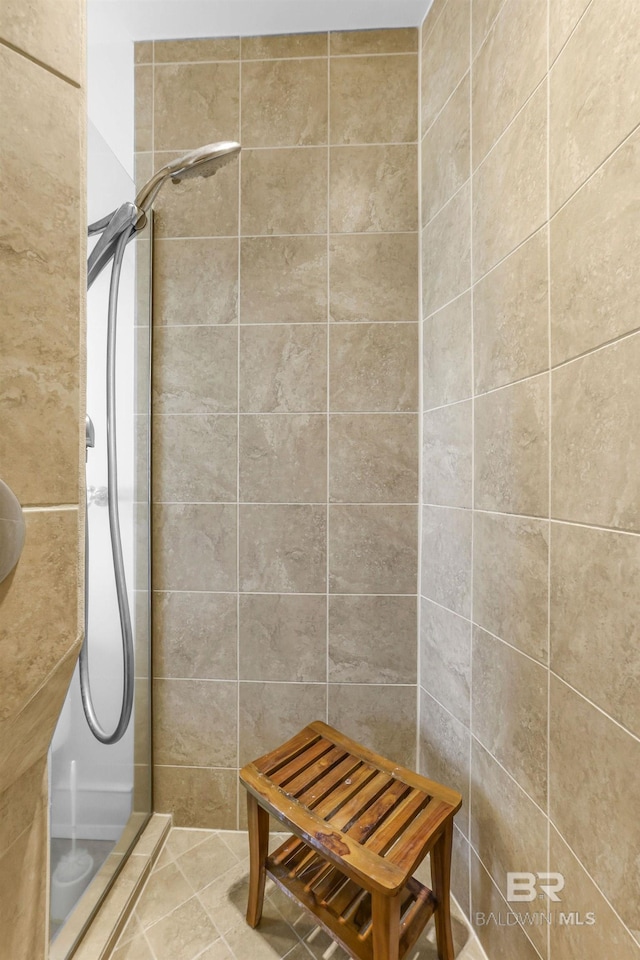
[81,206,139,744]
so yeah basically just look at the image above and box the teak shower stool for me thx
[239,720,462,960]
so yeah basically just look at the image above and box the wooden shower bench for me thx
[239,721,462,960]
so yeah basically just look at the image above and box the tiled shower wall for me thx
[134,29,420,830]
[419,0,640,958]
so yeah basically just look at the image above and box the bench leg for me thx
[246,793,269,928]
[431,819,455,960]
[372,890,401,960]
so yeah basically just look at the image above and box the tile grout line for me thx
[236,52,242,829]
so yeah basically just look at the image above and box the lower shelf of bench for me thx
[267,836,437,960]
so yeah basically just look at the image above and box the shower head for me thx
[134,141,241,221]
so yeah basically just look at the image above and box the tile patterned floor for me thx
[112,828,487,960]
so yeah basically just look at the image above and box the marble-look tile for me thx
[474,374,549,517]
[153,238,238,325]
[472,627,548,807]
[471,0,504,56]
[134,41,153,64]
[419,691,470,838]
[112,933,155,960]
[0,0,83,83]
[551,334,640,531]
[549,0,592,62]
[238,682,327,765]
[241,147,327,236]
[474,229,549,393]
[153,415,236,503]
[196,858,254,936]
[330,145,418,232]
[329,595,417,684]
[242,58,327,148]
[239,505,326,593]
[420,599,470,727]
[239,594,326,682]
[163,828,211,861]
[154,37,239,62]
[329,323,418,412]
[153,326,237,415]
[240,237,327,324]
[422,183,471,317]
[0,46,82,506]
[472,0,547,165]
[241,33,328,59]
[135,862,192,929]
[145,896,219,960]
[473,511,549,662]
[0,792,48,960]
[422,401,473,508]
[550,522,640,737]
[329,504,418,594]
[423,293,472,409]
[154,62,239,150]
[152,503,236,592]
[153,151,238,238]
[330,28,418,55]
[330,55,417,145]
[175,833,238,892]
[329,234,419,323]
[422,72,470,225]
[421,0,471,134]
[329,413,418,503]
[421,506,472,618]
[135,65,152,152]
[550,675,640,935]
[239,324,327,413]
[550,0,640,210]
[473,85,547,279]
[153,679,237,767]
[154,767,237,830]
[470,854,542,960]
[239,414,327,503]
[329,683,417,769]
[550,127,640,364]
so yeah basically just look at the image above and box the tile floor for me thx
[112,828,486,960]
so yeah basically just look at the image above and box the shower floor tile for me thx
[112,828,487,960]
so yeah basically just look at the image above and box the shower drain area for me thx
[109,828,487,960]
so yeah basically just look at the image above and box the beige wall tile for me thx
[239,414,327,503]
[330,145,418,232]
[153,326,238,415]
[134,41,153,64]
[153,415,236,504]
[551,523,640,737]
[550,676,640,934]
[0,785,48,960]
[154,62,239,150]
[0,759,44,858]
[473,85,547,279]
[471,0,505,56]
[329,323,418,412]
[330,28,418,55]
[422,72,470,225]
[473,511,549,662]
[239,594,326,682]
[329,595,416,684]
[421,0,449,43]
[241,147,327,235]
[238,682,327,764]
[241,237,327,323]
[551,335,640,531]
[422,182,471,317]
[419,691,470,837]
[239,325,327,412]
[421,0,470,134]
[153,151,239,238]
[472,0,547,166]
[421,505,472,617]
[550,128,640,364]
[154,37,239,62]
[549,0,592,62]
[242,58,327,148]
[330,233,419,323]
[154,767,237,829]
[422,401,473,508]
[241,33,328,60]
[329,505,418,594]
[0,46,82,507]
[154,679,237,766]
[423,293,472,409]
[154,238,238,325]
[135,65,153,152]
[475,374,549,516]
[550,0,640,210]
[470,853,543,960]
[153,503,237,592]
[474,229,549,393]
[239,504,326,593]
[153,592,237,681]
[329,683,416,769]
[451,828,471,917]
[0,0,83,83]
[330,55,417,145]
[329,413,418,503]
[472,627,547,807]
[420,599,470,726]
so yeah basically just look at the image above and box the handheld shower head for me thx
[134,140,241,219]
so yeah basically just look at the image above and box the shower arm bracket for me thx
[87,201,141,290]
